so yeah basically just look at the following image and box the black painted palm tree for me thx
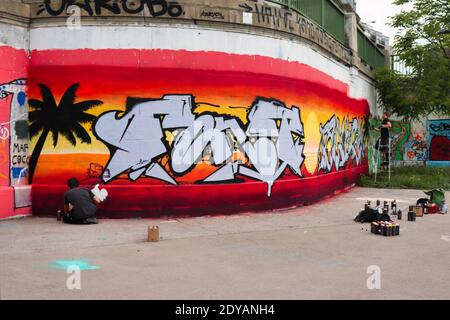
[28,83,103,183]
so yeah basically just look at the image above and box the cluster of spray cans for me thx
[371,221,400,236]
[366,199,402,237]
[365,200,402,220]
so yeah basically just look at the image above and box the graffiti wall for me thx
[404,130,428,162]
[0,44,30,219]
[368,118,431,171]
[28,48,370,217]
[1,79,29,186]
[427,119,450,166]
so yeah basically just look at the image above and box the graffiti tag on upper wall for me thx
[317,115,367,174]
[238,2,350,62]
[37,0,184,18]
[429,121,450,135]
[94,95,305,196]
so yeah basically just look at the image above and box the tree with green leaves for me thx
[375,0,449,120]
[28,83,103,183]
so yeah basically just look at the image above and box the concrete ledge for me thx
[1,0,379,79]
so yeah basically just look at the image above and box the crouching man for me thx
[60,178,100,225]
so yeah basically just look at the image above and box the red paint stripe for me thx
[29,49,349,94]
[32,165,368,218]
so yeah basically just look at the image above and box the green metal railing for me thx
[391,55,413,75]
[265,0,387,70]
[323,0,345,44]
[357,29,386,70]
[267,0,345,44]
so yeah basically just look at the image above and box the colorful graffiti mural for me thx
[317,115,367,174]
[428,119,450,165]
[0,79,29,186]
[94,95,305,197]
[368,118,415,172]
[28,49,369,217]
[404,130,428,161]
[391,121,412,161]
[0,44,30,219]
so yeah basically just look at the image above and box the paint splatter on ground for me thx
[49,259,100,271]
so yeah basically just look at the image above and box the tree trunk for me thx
[29,128,50,184]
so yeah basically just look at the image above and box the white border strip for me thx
[0,23,29,50]
[30,25,350,83]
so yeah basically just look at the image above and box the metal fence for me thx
[266,0,387,70]
[267,0,345,44]
[391,55,414,75]
[357,29,386,70]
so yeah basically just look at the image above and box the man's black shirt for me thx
[64,188,97,220]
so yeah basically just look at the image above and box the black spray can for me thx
[381,224,387,236]
[408,207,416,222]
[386,225,392,236]
[398,209,402,220]
[392,200,397,215]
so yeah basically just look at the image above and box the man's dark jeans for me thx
[62,211,97,225]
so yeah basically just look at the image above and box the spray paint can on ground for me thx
[397,209,402,220]
[391,200,397,215]
[383,201,389,212]
[408,206,416,222]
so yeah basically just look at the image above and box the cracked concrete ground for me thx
[0,187,449,300]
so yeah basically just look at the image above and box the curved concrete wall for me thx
[0,0,378,218]
[28,24,370,217]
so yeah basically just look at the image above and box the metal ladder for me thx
[374,138,391,182]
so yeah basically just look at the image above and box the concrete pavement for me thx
[1,187,449,299]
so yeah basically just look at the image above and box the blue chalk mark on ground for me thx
[49,259,100,271]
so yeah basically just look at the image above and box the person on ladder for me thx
[375,112,392,167]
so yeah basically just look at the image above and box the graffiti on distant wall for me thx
[390,121,411,161]
[0,79,29,185]
[37,0,184,17]
[94,95,305,196]
[428,119,450,162]
[368,118,413,171]
[404,131,428,161]
[317,115,367,174]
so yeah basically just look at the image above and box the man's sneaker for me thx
[83,217,99,225]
